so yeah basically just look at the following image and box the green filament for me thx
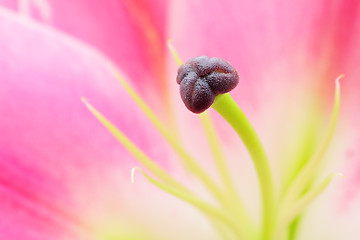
[132,167,246,239]
[81,98,186,191]
[167,40,183,66]
[275,173,343,239]
[199,113,255,237]
[212,93,275,240]
[282,76,342,204]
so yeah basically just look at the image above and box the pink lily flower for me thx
[0,0,359,239]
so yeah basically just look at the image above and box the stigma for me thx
[176,56,239,113]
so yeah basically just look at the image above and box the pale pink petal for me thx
[0,0,170,110]
[0,7,181,239]
[48,0,169,103]
[169,0,360,105]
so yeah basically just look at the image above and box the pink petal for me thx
[0,0,170,110]
[0,7,178,239]
[169,0,360,105]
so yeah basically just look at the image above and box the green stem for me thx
[212,93,276,240]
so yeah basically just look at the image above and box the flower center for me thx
[82,42,343,240]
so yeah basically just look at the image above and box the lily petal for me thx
[0,0,170,111]
[170,0,360,104]
[0,7,184,239]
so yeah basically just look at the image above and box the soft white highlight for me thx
[18,0,52,23]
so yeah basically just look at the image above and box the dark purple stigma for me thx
[176,56,239,113]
